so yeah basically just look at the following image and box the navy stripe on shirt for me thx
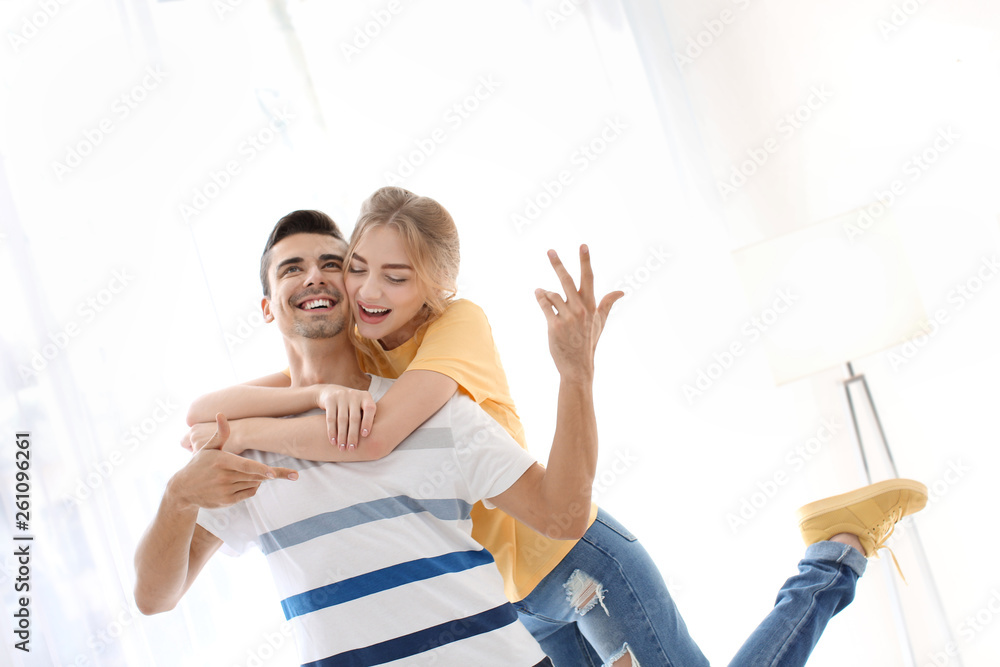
[281,548,495,620]
[260,496,473,555]
[302,602,519,667]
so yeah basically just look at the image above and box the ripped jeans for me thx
[513,509,866,667]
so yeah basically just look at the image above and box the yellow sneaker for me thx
[797,479,927,577]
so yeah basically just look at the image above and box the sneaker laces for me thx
[866,506,907,582]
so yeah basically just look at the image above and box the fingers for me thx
[534,288,558,323]
[326,391,377,450]
[360,397,376,440]
[203,413,230,450]
[326,409,338,449]
[228,453,295,481]
[268,466,300,481]
[323,392,349,449]
[348,395,377,447]
[578,245,594,305]
[546,249,580,303]
[232,486,260,503]
[546,246,598,311]
[336,402,350,450]
[216,412,230,440]
[597,290,624,324]
[182,450,297,510]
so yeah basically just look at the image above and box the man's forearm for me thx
[540,375,598,537]
[134,486,205,615]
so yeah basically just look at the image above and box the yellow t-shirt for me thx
[354,298,599,602]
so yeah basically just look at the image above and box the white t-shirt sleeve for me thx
[448,396,536,509]
[197,502,258,556]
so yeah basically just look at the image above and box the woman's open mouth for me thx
[357,301,391,325]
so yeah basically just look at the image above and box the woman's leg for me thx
[516,508,709,666]
[512,609,603,667]
[728,479,925,666]
[727,542,866,667]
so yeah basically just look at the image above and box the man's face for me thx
[262,233,348,340]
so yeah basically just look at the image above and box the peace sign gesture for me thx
[535,245,623,382]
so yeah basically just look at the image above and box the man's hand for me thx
[317,385,377,451]
[535,245,623,382]
[169,414,298,511]
[182,420,246,454]
[182,422,225,453]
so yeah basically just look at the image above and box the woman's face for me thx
[345,225,429,350]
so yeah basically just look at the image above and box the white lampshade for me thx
[732,208,928,384]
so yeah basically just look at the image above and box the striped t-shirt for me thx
[197,375,546,666]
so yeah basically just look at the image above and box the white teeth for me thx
[302,299,333,310]
[362,305,389,314]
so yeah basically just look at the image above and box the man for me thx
[134,210,617,666]
[135,210,928,667]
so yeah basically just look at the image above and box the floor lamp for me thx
[732,209,960,667]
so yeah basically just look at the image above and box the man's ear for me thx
[261,297,274,323]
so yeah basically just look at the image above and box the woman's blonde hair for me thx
[346,186,461,345]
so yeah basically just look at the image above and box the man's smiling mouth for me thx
[300,298,334,310]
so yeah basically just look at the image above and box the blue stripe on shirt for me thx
[302,602,519,667]
[281,548,495,620]
[260,496,473,555]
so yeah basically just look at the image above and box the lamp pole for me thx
[843,362,961,667]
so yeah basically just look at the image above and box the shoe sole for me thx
[797,478,928,523]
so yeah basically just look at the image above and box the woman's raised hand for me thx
[534,244,623,382]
